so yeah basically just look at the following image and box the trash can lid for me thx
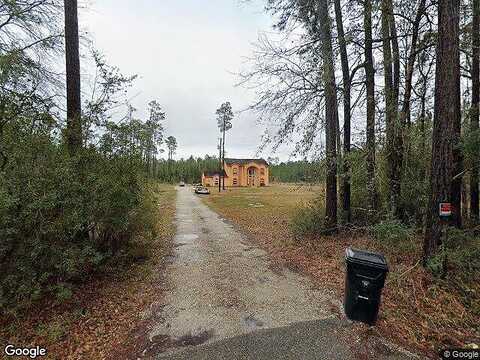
[345,247,389,271]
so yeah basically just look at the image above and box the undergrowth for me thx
[290,198,326,237]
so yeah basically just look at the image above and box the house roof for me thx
[224,158,269,166]
[203,170,227,177]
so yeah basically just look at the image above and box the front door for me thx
[248,167,256,186]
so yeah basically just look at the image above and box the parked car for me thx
[179,181,185,187]
[195,186,210,195]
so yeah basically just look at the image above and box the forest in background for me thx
[150,157,322,184]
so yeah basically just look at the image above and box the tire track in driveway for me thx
[148,186,418,360]
[148,186,334,356]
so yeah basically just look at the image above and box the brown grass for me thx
[202,183,480,359]
[0,183,176,360]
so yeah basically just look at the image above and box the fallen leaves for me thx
[0,184,176,360]
[202,184,479,359]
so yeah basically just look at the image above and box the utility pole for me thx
[222,117,226,190]
[218,137,222,193]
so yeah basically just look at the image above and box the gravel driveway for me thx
[149,186,418,360]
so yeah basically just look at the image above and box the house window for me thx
[260,168,265,175]
[233,167,238,175]
[260,178,265,186]
[214,177,219,185]
[233,178,238,186]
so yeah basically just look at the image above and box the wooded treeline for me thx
[156,156,221,184]
[270,161,324,183]
[241,0,480,261]
[0,0,174,309]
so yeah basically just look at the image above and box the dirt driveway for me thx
[148,187,417,359]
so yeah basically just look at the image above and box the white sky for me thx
[81,0,294,160]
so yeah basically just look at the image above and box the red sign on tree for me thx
[439,202,452,217]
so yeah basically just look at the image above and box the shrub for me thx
[122,182,161,263]
[398,124,432,225]
[370,220,414,244]
[346,123,432,225]
[426,228,480,279]
[290,199,326,237]
[347,150,369,223]
[369,220,416,253]
[346,149,382,225]
[0,133,154,311]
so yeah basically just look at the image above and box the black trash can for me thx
[344,247,389,325]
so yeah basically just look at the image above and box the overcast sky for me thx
[82,0,292,160]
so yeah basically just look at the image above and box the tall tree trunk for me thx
[381,0,400,217]
[394,0,427,219]
[318,0,338,232]
[418,55,434,185]
[401,0,426,127]
[390,0,404,218]
[419,77,428,182]
[218,137,222,193]
[146,151,151,177]
[424,0,460,261]
[334,0,351,224]
[382,0,406,219]
[364,0,377,214]
[452,88,463,228]
[470,0,480,223]
[389,3,400,107]
[451,0,463,228]
[222,126,226,190]
[64,0,82,155]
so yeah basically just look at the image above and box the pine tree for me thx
[64,0,82,155]
[424,0,461,260]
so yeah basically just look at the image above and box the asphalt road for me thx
[158,318,416,360]
[151,187,419,360]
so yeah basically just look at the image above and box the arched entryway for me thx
[247,166,258,187]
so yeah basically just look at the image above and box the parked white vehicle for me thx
[195,186,210,195]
